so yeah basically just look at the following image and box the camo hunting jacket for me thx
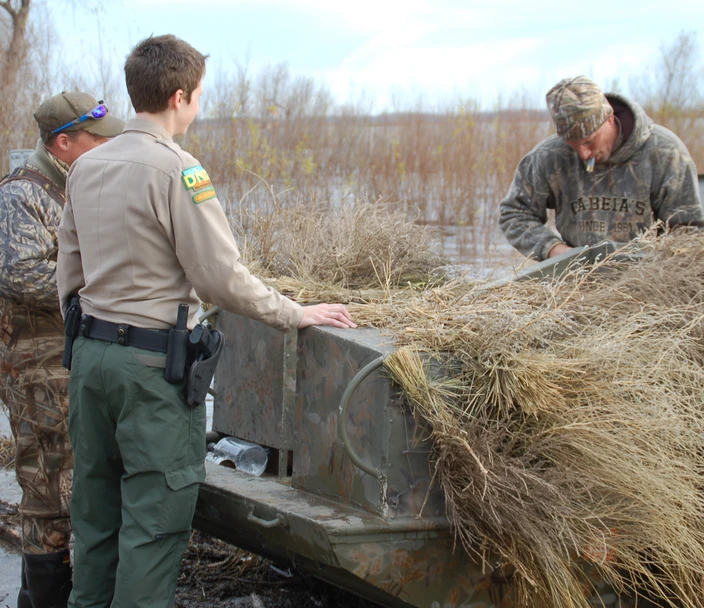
[499,93,704,260]
[0,141,66,310]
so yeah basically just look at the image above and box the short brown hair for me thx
[124,35,208,113]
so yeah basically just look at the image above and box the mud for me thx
[176,531,381,608]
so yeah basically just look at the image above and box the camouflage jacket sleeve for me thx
[499,145,564,261]
[0,178,63,310]
[649,127,704,230]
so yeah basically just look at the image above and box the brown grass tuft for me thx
[234,198,450,292]
[357,229,704,608]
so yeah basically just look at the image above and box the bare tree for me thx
[0,0,31,90]
[0,1,64,172]
[202,60,252,120]
[631,30,704,112]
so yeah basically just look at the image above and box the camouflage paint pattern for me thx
[0,304,72,553]
[0,168,63,310]
[499,93,704,261]
[0,158,71,554]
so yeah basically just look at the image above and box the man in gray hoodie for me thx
[499,76,704,260]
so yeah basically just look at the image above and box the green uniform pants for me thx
[67,336,206,608]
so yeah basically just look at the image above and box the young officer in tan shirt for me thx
[57,34,355,608]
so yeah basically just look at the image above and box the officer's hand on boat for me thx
[298,304,357,329]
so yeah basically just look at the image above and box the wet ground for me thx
[0,411,381,608]
[175,531,381,608]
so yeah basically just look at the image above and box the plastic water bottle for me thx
[207,437,268,477]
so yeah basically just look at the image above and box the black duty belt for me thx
[79,315,170,353]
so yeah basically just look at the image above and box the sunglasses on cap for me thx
[51,102,108,134]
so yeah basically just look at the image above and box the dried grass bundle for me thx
[259,276,393,305]
[354,230,704,608]
[234,199,449,290]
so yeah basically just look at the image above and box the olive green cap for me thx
[545,76,613,141]
[33,91,125,137]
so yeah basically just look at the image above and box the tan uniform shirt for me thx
[58,117,303,331]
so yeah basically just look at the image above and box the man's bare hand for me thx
[298,304,357,329]
[548,243,572,258]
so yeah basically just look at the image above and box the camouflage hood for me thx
[605,93,653,165]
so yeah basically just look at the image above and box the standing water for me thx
[437,223,528,280]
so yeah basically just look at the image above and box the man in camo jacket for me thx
[0,92,123,608]
[499,76,704,260]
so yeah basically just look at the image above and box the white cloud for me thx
[319,37,544,109]
[314,36,675,111]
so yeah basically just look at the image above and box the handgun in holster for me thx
[186,323,224,408]
[62,295,82,370]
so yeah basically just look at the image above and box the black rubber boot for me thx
[23,549,72,608]
[17,556,33,608]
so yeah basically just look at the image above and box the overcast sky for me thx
[47,0,704,112]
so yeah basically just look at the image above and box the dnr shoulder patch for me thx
[182,165,212,190]
[182,165,216,204]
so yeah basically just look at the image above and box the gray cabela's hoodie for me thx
[499,93,704,260]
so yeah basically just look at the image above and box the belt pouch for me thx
[62,296,82,370]
[165,304,190,384]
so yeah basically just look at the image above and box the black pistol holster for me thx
[62,296,82,370]
[164,303,225,408]
[186,323,224,408]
